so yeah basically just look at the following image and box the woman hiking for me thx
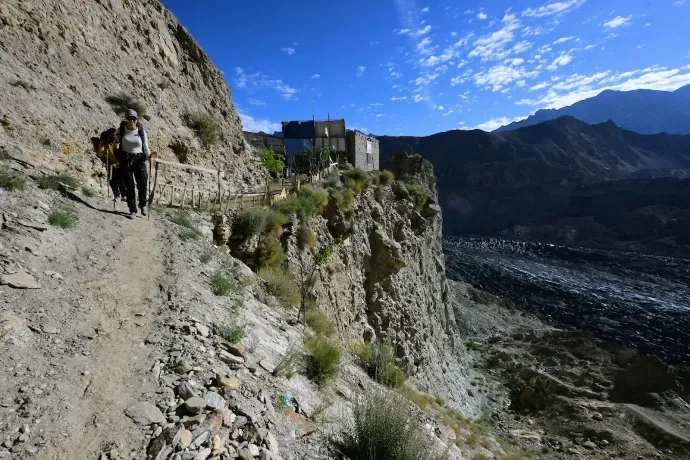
[94,127,125,203]
[115,109,151,219]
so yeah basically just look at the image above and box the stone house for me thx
[346,130,379,171]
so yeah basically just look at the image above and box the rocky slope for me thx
[0,0,260,192]
[495,84,690,135]
[378,117,690,254]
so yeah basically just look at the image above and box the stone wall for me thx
[0,0,261,192]
[346,130,379,171]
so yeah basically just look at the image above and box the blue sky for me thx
[161,0,690,135]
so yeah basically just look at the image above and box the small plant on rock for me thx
[404,180,427,211]
[256,234,284,271]
[305,303,335,336]
[297,225,316,250]
[332,390,446,460]
[39,173,79,190]
[81,187,96,197]
[329,187,355,212]
[342,168,372,194]
[183,112,220,148]
[221,323,247,344]
[211,268,246,296]
[353,341,407,388]
[105,92,147,118]
[379,170,395,185]
[301,334,341,386]
[0,167,26,191]
[259,268,300,308]
[49,209,78,229]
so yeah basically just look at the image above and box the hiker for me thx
[115,109,150,219]
[94,127,125,201]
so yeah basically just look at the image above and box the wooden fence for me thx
[149,158,289,211]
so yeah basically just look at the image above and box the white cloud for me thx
[356,66,366,77]
[391,71,404,79]
[468,13,522,61]
[674,0,686,5]
[391,96,408,101]
[472,115,528,131]
[644,23,651,27]
[474,64,539,91]
[416,37,437,55]
[397,28,411,35]
[248,98,266,107]
[523,0,586,18]
[477,12,488,20]
[517,67,690,110]
[233,68,297,100]
[376,114,384,118]
[282,47,296,55]
[413,94,427,102]
[603,15,632,28]
[312,74,320,79]
[450,31,458,37]
[421,6,430,13]
[238,110,281,134]
[547,53,573,70]
[412,25,432,36]
[530,81,550,91]
[516,80,527,87]
[584,44,596,50]
[553,36,575,44]
[370,41,380,46]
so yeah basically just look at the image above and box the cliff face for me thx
[0,0,259,190]
[282,155,479,415]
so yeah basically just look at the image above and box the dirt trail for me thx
[0,196,167,459]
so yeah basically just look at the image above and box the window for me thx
[366,141,372,164]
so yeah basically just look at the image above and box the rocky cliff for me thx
[0,0,260,190]
[217,155,483,417]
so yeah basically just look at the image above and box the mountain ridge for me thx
[495,84,690,134]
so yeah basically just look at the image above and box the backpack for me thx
[94,127,118,166]
[117,120,145,148]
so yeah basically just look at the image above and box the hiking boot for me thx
[128,212,136,220]
[140,206,148,217]
[113,195,120,202]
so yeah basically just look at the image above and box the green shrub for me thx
[305,304,335,336]
[221,324,247,344]
[0,167,26,191]
[404,180,427,211]
[81,187,96,197]
[0,148,10,160]
[183,112,220,147]
[342,168,372,194]
[302,335,341,386]
[330,187,355,212]
[233,207,276,239]
[256,234,284,270]
[259,268,300,308]
[398,385,433,410]
[105,92,147,118]
[297,185,328,222]
[379,170,395,185]
[200,247,215,264]
[211,268,246,296]
[179,227,202,241]
[333,390,445,460]
[39,173,79,190]
[325,170,341,188]
[353,342,407,388]
[297,225,316,250]
[49,209,78,229]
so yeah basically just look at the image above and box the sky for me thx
[161,0,690,136]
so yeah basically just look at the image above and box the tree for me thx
[256,146,284,200]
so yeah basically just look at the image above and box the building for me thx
[346,130,379,171]
[278,118,380,171]
[243,131,284,156]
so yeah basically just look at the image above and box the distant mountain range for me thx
[379,116,690,255]
[495,84,690,135]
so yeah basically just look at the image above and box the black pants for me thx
[119,153,148,213]
[108,166,125,198]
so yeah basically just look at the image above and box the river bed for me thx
[444,237,690,363]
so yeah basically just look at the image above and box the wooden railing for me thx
[149,158,289,211]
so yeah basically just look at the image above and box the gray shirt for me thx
[116,126,151,157]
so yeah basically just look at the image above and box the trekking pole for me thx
[106,148,110,202]
[147,156,152,221]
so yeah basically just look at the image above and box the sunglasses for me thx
[127,118,138,121]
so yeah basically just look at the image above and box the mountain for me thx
[495,85,690,135]
[0,0,260,191]
[379,116,690,254]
